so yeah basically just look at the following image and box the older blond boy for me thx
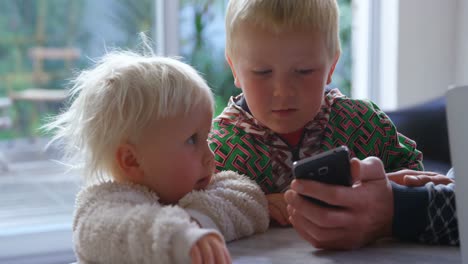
[210,0,422,218]
[209,0,428,249]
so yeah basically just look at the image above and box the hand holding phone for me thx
[292,146,352,207]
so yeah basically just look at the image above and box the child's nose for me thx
[273,76,296,97]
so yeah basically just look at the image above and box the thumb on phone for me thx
[351,157,386,184]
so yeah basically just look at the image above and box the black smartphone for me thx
[292,146,352,207]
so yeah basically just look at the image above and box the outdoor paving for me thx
[0,138,81,236]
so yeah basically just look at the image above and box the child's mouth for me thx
[272,108,297,116]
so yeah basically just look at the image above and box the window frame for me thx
[352,0,399,110]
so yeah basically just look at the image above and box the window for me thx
[0,0,353,262]
[0,0,156,262]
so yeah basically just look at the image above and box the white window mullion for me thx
[155,0,180,56]
[352,0,398,110]
[351,0,371,100]
[378,0,398,110]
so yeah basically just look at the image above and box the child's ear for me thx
[225,52,241,88]
[327,52,341,85]
[116,143,144,181]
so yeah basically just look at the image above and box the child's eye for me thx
[296,69,314,75]
[187,134,197,145]
[252,69,272,75]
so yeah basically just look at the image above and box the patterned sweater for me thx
[209,89,458,245]
[209,89,423,194]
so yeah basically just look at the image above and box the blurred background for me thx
[0,0,352,142]
[0,0,466,263]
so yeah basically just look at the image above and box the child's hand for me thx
[266,193,291,227]
[190,234,231,264]
[387,169,454,187]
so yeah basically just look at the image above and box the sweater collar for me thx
[227,89,337,142]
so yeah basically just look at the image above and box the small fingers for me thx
[209,239,226,264]
[222,246,232,264]
[267,194,290,226]
[404,175,454,187]
[388,170,448,186]
[200,237,215,264]
[278,194,291,224]
[269,203,289,226]
[217,240,232,264]
[190,244,202,264]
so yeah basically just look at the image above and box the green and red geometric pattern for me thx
[209,89,423,194]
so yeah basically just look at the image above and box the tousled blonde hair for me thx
[43,47,213,185]
[225,0,341,59]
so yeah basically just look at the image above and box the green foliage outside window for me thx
[0,0,86,139]
[0,0,351,139]
[0,0,85,91]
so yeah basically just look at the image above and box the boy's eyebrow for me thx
[243,58,324,67]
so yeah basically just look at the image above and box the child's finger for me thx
[387,170,446,185]
[268,203,288,226]
[200,238,215,264]
[210,239,229,264]
[403,175,429,186]
[223,246,232,264]
[277,194,291,223]
[404,175,454,187]
[386,173,406,185]
[208,240,222,264]
[190,244,202,264]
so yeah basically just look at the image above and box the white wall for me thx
[396,0,459,108]
[456,0,468,86]
[397,0,461,107]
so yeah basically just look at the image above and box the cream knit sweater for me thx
[73,170,269,264]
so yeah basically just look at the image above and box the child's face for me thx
[227,26,339,134]
[134,103,214,204]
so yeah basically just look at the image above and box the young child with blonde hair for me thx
[208,0,452,250]
[44,42,268,263]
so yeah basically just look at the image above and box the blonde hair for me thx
[43,48,214,185]
[225,0,341,59]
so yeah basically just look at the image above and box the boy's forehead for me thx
[234,18,316,34]
[230,21,338,63]
[232,26,328,54]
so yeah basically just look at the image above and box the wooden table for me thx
[228,228,460,264]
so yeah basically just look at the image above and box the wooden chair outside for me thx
[9,47,80,102]
[8,47,80,138]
